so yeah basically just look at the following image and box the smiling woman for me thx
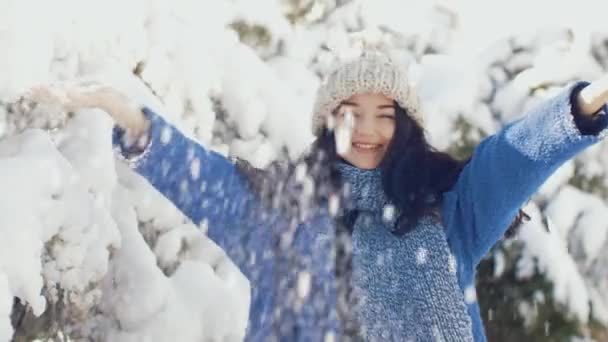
[334,93,396,169]
[30,45,608,341]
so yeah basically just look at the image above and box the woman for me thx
[36,49,608,341]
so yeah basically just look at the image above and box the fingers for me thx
[27,85,69,106]
[26,83,95,112]
[24,81,151,137]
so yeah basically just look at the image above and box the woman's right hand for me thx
[28,82,151,138]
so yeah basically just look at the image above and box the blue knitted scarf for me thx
[335,161,474,341]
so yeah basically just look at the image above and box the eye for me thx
[378,114,395,119]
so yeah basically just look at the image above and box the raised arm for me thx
[114,107,261,228]
[26,84,272,271]
[441,81,608,266]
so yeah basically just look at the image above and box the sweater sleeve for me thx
[113,107,269,260]
[441,81,608,266]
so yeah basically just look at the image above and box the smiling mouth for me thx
[352,142,382,151]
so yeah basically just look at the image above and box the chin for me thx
[340,153,382,170]
[352,160,380,170]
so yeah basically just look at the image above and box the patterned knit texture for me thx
[311,49,422,136]
[335,162,474,341]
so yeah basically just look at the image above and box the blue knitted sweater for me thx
[114,82,608,341]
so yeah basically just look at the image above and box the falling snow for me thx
[0,0,607,341]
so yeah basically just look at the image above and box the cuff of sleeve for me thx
[112,107,160,167]
[569,81,608,136]
[506,81,608,163]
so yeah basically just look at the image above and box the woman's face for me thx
[333,93,396,169]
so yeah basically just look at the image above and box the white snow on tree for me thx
[0,0,608,341]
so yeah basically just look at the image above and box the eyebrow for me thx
[339,101,395,110]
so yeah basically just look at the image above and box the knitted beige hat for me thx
[311,49,422,136]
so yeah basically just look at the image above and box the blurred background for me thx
[1,0,608,341]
